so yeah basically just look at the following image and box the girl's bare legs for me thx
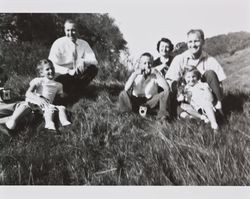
[44,108,56,130]
[6,102,31,130]
[57,106,71,126]
[180,103,203,119]
[202,102,218,130]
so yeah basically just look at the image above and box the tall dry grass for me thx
[0,43,250,185]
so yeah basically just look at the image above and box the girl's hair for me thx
[140,52,154,62]
[36,59,54,76]
[183,67,201,80]
[156,38,174,52]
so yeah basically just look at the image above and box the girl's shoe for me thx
[215,101,222,110]
[180,111,193,119]
[200,115,209,123]
[61,120,71,126]
[5,119,16,130]
[211,123,219,131]
[45,122,56,130]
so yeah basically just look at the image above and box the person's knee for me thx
[203,70,218,82]
[56,105,66,111]
[88,65,98,76]
[159,89,171,99]
[119,90,129,100]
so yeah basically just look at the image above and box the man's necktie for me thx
[73,43,78,73]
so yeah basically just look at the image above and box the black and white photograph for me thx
[0,0,250,198]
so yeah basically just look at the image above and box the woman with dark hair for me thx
[152,38,174,77]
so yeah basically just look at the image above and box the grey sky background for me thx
[109,0,250,58]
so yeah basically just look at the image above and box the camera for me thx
[139,105,147,117]
[0,88,11,102]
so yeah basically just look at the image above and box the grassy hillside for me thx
[174,31,250,57]
[0,43,250,185]
[217,47,250,92]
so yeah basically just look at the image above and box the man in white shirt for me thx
[48,19,98,95]
[165,29,226,111]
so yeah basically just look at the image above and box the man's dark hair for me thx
[140,52,154,62]
[64,19,76,26]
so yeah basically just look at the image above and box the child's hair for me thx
[36,59,54,76]
[156,38,174,52]
[140,52,154,63]
[183,67,201,81]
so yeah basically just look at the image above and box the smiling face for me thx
[139,55,153,75]
[159,41,171,57]
[187,32,204,58]
[64,22,77,42]
[41,64,55,80]
[184,70,199,87]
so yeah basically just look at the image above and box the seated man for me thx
[48,19,98,96]
[165,29,226,113]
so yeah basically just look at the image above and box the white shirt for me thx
[26,77,63,103]
[48,36,98,74]
[166,50,226,83]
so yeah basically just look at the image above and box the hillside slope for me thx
[216,47,250,92]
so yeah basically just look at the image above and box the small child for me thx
[119,52,170,120]
[177,68,218,131]
[5,59,71,131]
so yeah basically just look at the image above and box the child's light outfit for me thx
[26,77,71,130]
[180,81,218,129]
[6,77,71,130]
[184,81,214,112]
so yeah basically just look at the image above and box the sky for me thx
[1,0,250,59]
[108,0,250,58]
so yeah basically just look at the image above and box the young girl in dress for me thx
[177,68,218,131]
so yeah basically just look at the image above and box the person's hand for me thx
[134,69,142,75]
[77,59,85,74]
[177,94,184,102]
[68,69,76,76]
[144,68,151,75]
[152,68,161,77]
[37,96,50,109]
[161,59,168,65]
